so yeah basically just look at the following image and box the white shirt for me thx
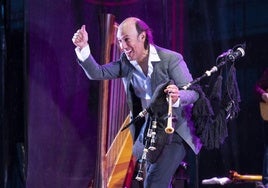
[129,44,159,109]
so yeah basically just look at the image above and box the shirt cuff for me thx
[75,45,90,62]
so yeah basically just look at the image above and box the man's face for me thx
[117,22,146,62]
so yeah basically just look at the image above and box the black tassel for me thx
[224,64,241,119]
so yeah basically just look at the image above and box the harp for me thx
[93,14,135,188]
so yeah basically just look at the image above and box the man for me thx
[255,68,268,188]
[72,17,202,188]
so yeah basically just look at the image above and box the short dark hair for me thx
[135,19,153,49]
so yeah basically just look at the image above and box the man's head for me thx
[117,17,153,62]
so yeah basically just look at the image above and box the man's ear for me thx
[139,32,146,41]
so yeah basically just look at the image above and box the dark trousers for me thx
[144,133,186,188]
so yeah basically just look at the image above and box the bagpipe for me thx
[121,80,175,181]
[121,43,246,181]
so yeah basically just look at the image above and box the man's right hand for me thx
[72,25,89,49]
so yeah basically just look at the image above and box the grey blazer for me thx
[79,45,202,154]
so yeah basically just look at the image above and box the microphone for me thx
[216,43,246,63]
[207,44,245,76]
[226,46,245,62]
[121,108,151,132]
[135,108,150,120]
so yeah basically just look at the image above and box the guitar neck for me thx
[230,171,262,182]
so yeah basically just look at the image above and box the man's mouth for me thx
[125,49,132,56]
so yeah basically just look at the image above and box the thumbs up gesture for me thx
[72,25,89,49]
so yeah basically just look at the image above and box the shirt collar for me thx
[129,44,160,78]
[130,44,160,66]
[149,44,160,62]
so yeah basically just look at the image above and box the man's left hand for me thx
[164,84,180,104]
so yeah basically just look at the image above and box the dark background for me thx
[1,0,268,187]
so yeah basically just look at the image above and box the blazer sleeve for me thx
[78,54,128,80]
[168,52,199,106]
